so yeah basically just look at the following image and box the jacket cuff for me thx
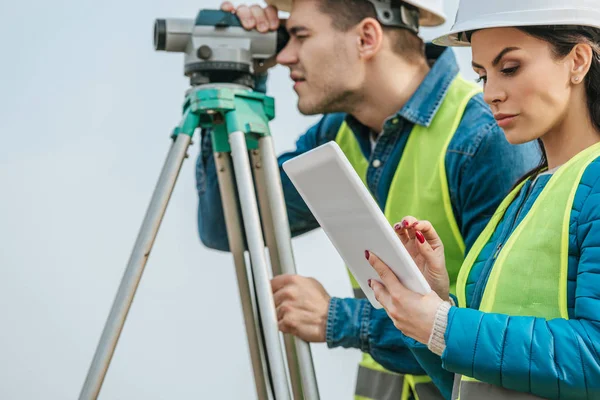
[449,293,458,306]
[428,301,451,356]
[326,297,371,352]
[441,306,487,375]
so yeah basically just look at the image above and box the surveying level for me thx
[154,10,290,86]
[79,9,320,400]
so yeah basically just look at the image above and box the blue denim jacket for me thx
[195,45,541,382]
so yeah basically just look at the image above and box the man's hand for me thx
[271,275,331,342]
[221,2,281,33]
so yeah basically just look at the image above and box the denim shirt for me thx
[195,45,541,378]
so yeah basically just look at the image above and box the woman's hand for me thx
[393,216,450,302]
[366,250,444,345]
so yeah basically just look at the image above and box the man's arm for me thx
[196,112,347,251]
[326,297,428,375]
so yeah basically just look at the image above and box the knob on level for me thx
[197,45,213,60]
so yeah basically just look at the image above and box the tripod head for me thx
[154,9,289,87]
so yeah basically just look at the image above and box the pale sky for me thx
[0,0,475,398]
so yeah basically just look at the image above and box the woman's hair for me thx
[511,26,600,183]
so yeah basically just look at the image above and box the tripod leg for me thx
[79,133,192,400]
[228,131,291,400]
[250,149,281,274]
[251,149,304,400]
[258,136,321,400]
[214,151,272,400]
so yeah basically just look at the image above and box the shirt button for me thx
[391,118,399,124]
[372,159,382,168]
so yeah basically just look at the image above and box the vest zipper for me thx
[492,244,502,259]
[470,180,536,308]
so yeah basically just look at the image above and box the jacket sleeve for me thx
[326,298,427,376]
[196,113,346,251]
[442,164,600,399]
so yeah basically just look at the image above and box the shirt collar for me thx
[398,44,460,127]
[344,44,461,134]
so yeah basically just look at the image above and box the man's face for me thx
[275,0,363,115]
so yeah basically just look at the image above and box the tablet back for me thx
[282,141,430,309]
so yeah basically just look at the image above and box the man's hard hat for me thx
[433,0,600,47]
[265,0,446,27]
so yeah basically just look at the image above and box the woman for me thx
[365,1,600,399]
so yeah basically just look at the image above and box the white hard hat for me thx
[265,0,446,27]
[433,0,600,47]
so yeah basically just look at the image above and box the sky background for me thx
[0,0,475,398]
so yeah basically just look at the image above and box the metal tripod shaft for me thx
[215,151,273,400]
[79,133,192,400]
[251,150,302,400]
[252,137,321,400]
[259,137,321,400]
[229,131,291,400]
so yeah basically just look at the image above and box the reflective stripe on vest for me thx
[354,287,367,299]
[413,379,444,400]
[355,369,443,400]
[355,365,405,400]
[451,375,544,400]
[334,74,481,400]
[453,141,600,399]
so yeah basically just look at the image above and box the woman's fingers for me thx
[369,279,393,311]
[394,216,418,240]
[412,220,443,246]
[394,224,411,246]
[414,233,440,271]
[366,251,409,296]
[396,217,443,250]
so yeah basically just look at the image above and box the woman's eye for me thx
[501,66,519,76]
[475,75,487,84]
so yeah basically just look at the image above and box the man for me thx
[196,0,541,399]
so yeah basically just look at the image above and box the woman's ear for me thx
[355,17,384,60]
[570,42,594,84]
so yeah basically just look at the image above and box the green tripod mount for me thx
[79,80,320,400]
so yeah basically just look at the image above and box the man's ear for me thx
[355,17,384,60]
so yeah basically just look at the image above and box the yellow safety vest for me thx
[452,142,600,399]
[334,74,481,400]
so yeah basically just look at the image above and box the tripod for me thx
[78,82,321,400]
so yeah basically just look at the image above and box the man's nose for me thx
[276,41,298,66]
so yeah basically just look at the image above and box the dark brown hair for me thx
[317,0,425,61]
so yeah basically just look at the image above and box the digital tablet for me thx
[282,141,431,309]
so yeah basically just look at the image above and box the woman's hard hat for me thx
[433,0,600,47]
[265,0,446,27]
